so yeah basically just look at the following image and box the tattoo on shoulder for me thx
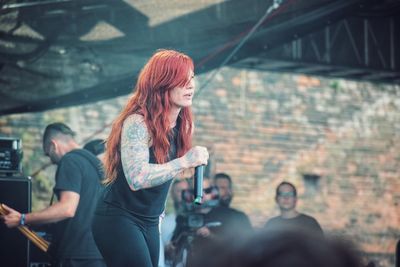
[121,114,185,190]
[123,115,149,144]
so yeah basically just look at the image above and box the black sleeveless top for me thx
[101,126,178,219]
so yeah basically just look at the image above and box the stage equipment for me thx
[0,177,31,267]
[0,137,23,175]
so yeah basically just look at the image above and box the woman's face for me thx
[170,70,195,109]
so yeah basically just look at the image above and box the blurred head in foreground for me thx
[190,228,363,267]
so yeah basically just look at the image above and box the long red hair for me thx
[103,49,194,184]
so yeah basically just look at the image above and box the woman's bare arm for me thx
[121,114,195,191]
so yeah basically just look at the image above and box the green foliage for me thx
[330,80,341,93]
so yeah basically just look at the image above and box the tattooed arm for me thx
[121,114,201,191]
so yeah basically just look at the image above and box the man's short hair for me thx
[43,122,76,144]
[276,181,297,197]
[213,172,232,187]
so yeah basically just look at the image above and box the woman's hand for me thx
[181,146,209,168]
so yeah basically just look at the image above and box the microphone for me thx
[193,165,204,205]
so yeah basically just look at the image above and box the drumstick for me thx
[19,226,49,252]
[0,203,49,252]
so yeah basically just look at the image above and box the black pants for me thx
[92,205,159,267]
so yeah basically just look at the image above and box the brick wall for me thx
[193,69,400,267]
[1,68,399,266]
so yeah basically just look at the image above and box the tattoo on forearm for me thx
[185,150,196,164]
[121,114,185,191]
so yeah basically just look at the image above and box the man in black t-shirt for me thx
[213,173,233,207]
[1,123,105,267]
[205,173,252,238]
[264,181,323,236]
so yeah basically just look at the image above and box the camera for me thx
[167,186,221,267]
[179,186,219,229]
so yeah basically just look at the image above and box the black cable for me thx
[196,0,285,97]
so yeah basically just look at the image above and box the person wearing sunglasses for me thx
[264,181,323,236]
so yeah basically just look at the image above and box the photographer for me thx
[162,179,190,267]
[168,178,252,267]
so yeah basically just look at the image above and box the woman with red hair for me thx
[92,49,209,267]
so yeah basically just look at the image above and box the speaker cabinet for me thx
[0,177,31,267]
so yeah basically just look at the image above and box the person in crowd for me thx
[161,179,190,267]
[365,260,377,267]
[167,178,217,266]
[213,172,233,207]
[170,178,252,266]
[264,181,323,236]
[91,49,209,267]
[1,122,105,267]
[190,228,363,267]
[205,172,252,238]
[161,178,190,246]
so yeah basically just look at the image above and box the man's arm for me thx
[2,191,79,228]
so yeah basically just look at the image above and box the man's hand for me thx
[165,242,177,259]
[196,226,211,238]
[1,204,22,228]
